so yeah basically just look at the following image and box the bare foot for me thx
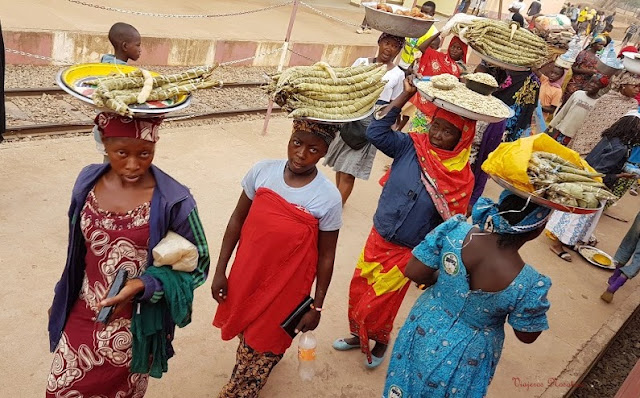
[371,342,387,358]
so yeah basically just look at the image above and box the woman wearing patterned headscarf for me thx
[562,35,606,104]
[569,71,640,155]
[212,120,342,397]
[334,78,477,369]
[383,191,551,398]
[47,113,210,397]
[324,32,405,205]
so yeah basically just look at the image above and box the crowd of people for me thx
[561,3,616,37]
[41,2,640,397]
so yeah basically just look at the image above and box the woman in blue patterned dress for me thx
[383,192,552,398]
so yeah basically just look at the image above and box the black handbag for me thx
[340,113,374,150]
[340,120,368,150]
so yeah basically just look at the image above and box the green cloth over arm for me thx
[131,265,194,378]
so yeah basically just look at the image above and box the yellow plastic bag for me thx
[482,134,599,192]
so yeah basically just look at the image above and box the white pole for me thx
[262,0,299,135]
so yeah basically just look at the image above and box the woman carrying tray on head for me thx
[477,62,541,142]
[382,192,551,398]
[333,77,478,368]
[47,113,210,397]
[561,36,606,105]
[407,32,469,133]
[212,120,342,397]
[324,33,405,206]
[546,113,640,262]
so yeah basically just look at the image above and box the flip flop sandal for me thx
[365,353,386,369]
[553,250,572,262]
[332,338,360,351]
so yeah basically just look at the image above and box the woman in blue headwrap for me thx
[382,192,552,398]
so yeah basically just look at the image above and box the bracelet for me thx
[310,303,323,312]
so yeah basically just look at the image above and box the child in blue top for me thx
[101,22,141,64]
[384,191,552,398]
[94,23,142,160]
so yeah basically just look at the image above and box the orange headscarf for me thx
[410,108,476,216]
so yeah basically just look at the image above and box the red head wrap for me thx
[94,112,163,143]
[410,108,476,217]
[619,46,638,58]
[448,36,468,64]
[432,107,466,132]
[378,107,476,216]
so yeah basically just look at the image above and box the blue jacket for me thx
[585,136,629,189]
[48,164,210,353]
[367,107,441,248]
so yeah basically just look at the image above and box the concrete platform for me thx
[3,0,385,67]
[1,117,640,397]
[2,0,367,42]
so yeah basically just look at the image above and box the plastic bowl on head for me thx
[597,58,624,76]
[623,52,640,75]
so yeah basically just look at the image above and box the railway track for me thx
[4,81,266,98]
[4,81,280,140]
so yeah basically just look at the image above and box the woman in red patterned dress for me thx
[47,113,210,397]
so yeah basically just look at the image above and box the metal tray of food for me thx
[458,29,530,72]
[294,106,376,125]
[362,2,437,38]
[577,245,615,270]
[414,79,514,123]
[431,97,513,123]
[491,175,601,214]
[56,64,192,116]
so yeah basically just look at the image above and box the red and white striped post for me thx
[262,0,299,135]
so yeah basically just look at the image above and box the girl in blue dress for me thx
[383,191,552,398]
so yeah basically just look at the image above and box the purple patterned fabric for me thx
[470,120,507,207]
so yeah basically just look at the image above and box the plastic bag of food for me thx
[558,36,581,63]
[441,13,484,36]
[482,134,598,192]
[534,14,573,32]
[152,231,199,272]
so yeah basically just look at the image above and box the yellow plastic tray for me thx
[56,63,191,115]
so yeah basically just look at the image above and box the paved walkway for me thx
[1,117,640,397]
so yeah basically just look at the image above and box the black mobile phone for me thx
[280,296,314,338]
[96,268,129,324]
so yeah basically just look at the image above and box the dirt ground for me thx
[2,117,640,397]
[571,308,640,398]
